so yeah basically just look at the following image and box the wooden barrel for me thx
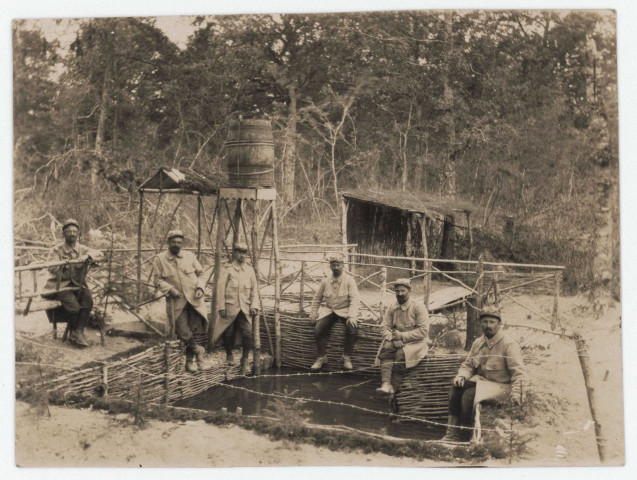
[225,119,275,187]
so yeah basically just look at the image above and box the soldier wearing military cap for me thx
[308,253,360,371]
[375,278,431,396]
[44,219,104,348]
[441,304,529,442]
[153,230,208,373]
[214,241,259,375]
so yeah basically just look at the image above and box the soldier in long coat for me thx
[215,242,259,375]
[375,278,431,396]
[153,230,208,373]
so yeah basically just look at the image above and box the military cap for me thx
[392,278,412,289]
[233,242,249,252]
[167,229,185,241]
[479,305,502,322]
[327,254,344,263]
[62,219,80,231]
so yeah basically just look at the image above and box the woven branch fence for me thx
[32,306,461,422]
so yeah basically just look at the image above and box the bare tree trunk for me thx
[441,11,457,197]
[94,63,110,187]
[282,84,297,207]
[401,103,412,191]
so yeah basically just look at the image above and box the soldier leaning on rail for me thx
[216,242,259,375]
[375,278,431,397]
[441,305,529,443]
[43,219,104,348]
[153,230,208,373]
[309,254,360,371]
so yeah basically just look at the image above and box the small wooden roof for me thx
[342,190,474,217]
[138,167,224,195]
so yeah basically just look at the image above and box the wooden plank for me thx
[419,285,472,312]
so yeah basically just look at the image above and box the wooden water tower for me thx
[209,119,282,372]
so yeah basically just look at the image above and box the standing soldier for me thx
[153,230,208,373]
[215,242,259,375]
[44,219,104,348]
[309,254,360,371]
[375,278,431,396]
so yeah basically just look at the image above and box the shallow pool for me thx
[174,368,445,440]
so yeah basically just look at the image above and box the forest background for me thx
[11,9,619,306]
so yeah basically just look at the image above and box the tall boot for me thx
[70,309,90,348]
[441,415,462,442]
[376,362,395,395]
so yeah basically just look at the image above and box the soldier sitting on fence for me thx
[375,278,431,397]
[43,219,104,348]
[309,254,360,371]
[153,230,208,373]
[441,305,528,443]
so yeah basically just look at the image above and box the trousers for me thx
[47,286,94,330]
[222,311,253,358]
[377,343,407,392]
[314,312,357,356]
[448,380,477,434]
[175,303,206,356]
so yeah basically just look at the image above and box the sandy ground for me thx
[14,401,442,468]
[14,284,625,467]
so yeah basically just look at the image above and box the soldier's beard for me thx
[169,246,181,255]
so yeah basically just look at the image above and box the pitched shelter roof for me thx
[138,167,224,195]
[342,190,475,218]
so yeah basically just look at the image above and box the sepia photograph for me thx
[6,1,632,472]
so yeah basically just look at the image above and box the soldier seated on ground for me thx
[441,305,528,442]
[375,278,431,397]
[43,219,104,348]
[153,230,208,373]
[308,254,360,371]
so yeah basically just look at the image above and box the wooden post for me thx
[100,246,113,347]
[466,211,473,261]
[272,200,282,368]
[493,272,500,307]
[465,295,482,350]
[136,191,144,310]
[551,270,562,331]
[574,334,606,462]
[197,194,202,260]
[208,198,225,351]
[341,196,348,263]
[18,271,22,299]
[380,267,387,317]
[299,261,306,314]
[476,254,484,298]
[32,270,37,293]
[232,199,242,246]
[419,214,431,311]
[251,200,261,376]
[164,341,172,404]
[102,365,109,397]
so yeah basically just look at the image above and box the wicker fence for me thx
[35,308,461,422]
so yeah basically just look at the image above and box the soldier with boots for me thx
[375,278,430,397]
[216,242,259,375]
[44,219,103,348]
[309,255,360,371]
[153,230,208,373]
[441,305,528,442]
